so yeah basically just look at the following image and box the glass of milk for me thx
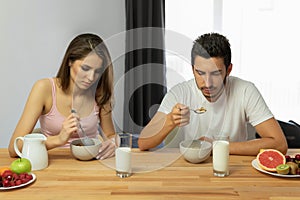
[115,132,132,178]
[212,135,229,177]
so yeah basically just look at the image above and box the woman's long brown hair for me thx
[56,33,114,111]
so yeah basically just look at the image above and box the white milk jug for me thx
[14,133,48,171]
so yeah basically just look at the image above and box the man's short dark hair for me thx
[191,33,232,69]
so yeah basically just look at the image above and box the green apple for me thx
[10,158,32,174]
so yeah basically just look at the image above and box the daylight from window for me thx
[165,0,300,123]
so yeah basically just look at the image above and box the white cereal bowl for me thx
[70,138,102,161]
[179,140,212,163]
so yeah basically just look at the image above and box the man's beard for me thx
[202,76,227,101]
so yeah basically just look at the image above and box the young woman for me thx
[9,33,116,160]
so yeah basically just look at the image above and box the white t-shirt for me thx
[158,76,273,142]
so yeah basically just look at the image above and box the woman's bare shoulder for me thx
[31,78,54,94]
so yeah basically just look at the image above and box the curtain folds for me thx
[124,0,166,139]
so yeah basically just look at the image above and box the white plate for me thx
[252,159,300,178]
[0,173,36,190]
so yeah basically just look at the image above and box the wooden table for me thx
[0,148,299,199]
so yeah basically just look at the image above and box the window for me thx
[166,0,300,122]
[165,0,214,89]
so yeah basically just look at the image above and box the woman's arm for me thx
[96,103,116,160]
[8,80,49,157]
[8,79,78,157]
[99,103,115,139]
[44,113,78,150]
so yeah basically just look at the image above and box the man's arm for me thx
[138,104,190,150]
[229,118,288,156]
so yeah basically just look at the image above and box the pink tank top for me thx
[39,78,99,147]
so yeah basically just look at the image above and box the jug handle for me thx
[14,136,24,158]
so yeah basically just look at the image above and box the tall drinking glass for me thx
[115,133,132,178]
[212,135,229,177]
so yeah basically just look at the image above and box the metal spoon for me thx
[71,109,95,146]
[190,107,207,114]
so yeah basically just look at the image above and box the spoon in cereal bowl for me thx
[71,109,95,146]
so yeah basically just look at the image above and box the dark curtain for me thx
[124,0,166,140]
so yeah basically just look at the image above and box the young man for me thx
[138,33,287,156]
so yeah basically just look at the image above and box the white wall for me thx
[0,0,125,147]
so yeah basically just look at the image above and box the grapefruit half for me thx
[256,149,286,172]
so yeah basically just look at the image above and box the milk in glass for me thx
[115,132,132,178]
[116,147,132,176]
[213,136,229,177]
